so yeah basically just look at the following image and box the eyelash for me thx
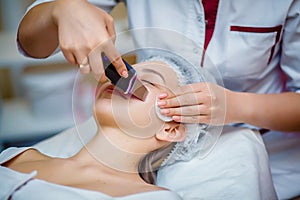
[141,79,155,86]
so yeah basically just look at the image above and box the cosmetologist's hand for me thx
[157,82,236,125]
[52,0,127,79]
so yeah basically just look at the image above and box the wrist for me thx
[50,1,59,26]
[226,91,252,124]
[52,0,87,26]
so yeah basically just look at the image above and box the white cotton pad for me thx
[155,97,173,122]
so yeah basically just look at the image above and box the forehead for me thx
[133,61,179,89]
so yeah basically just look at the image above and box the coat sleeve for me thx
[280,0,300,93]
[17,0,119,57]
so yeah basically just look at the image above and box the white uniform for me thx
[0,147,182,200]
[25,0,300,94]
[0,125,278,200]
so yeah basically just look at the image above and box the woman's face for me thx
[94,61,179,139]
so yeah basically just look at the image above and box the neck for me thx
[73,127,147,174]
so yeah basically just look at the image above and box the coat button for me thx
[197,16,202,22]
[193,47,200,54]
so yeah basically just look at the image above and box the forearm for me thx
[229,91,300,132]
[17,2,58,58]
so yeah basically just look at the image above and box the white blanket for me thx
[34,118,277,199]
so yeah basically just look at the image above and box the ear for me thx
[156,122,187,142]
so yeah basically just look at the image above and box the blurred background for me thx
[0,0,130,150]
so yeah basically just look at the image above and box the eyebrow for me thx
[140,68,166,83]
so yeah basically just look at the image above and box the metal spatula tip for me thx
[131,79,149,101]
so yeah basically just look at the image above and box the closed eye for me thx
[141,79,155,86]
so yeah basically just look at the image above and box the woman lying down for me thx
[0,56,210,199]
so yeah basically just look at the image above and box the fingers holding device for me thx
[78,40,128,81]
[51,0,128,79]
[101,53,149,101]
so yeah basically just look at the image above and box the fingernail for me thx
[158,93,168,99]
[172,116,180,121]
[121,70,128,78]
[157,101,166,107]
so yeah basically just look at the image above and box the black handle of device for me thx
[102,53,136,94]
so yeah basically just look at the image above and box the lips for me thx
[104,85,116,94]
[104,85,125,98]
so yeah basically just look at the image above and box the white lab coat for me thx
[0,122,278,200]
[26,0,300,94]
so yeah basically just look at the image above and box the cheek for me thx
[129,95,155,124]
[111,92,164,139]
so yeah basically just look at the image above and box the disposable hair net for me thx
[143,55,222,167]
